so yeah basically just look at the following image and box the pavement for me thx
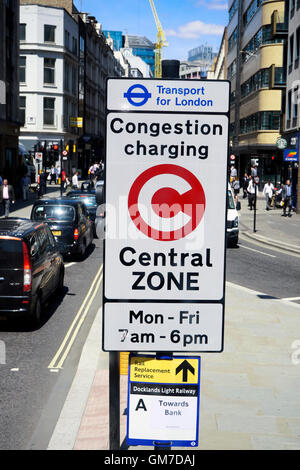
[238,193,300,255]
[4,185,300,450]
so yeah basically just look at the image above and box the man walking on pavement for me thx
[281,179,292,217]
[0,179,15,217]
[263,179,274,211]
[247,175,256,210]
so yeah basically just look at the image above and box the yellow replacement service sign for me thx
[129,355,199,384]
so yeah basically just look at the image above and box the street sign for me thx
[276,137,287,149]
[127,354,201,447]
[62,150,68,156]
[284,148,299,162]
[104,78,229,352]
[35,152,43,161]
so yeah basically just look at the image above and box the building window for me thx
[293,87,298,125]
[20,23,26,41]
[65,30,70,49]
[287,90,292,120]
[289,34,294,73]
[44,58,55,84]
[243,0,263,27]
[72,37,77,55]
[44,25,56,43]
[19,96,26,125]
[242,25,284,61]
[229,0,238,22]
[43,97,55,126]
[19,56,26,83]
[64,62,70,91]
[228,28,238,52]
[240,111,280,133]
[295,27,300,68]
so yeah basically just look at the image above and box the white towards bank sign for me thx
[103,78,230,352]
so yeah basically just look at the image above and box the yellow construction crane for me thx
[148,0,168,78]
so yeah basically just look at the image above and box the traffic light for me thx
[52,144,59,161]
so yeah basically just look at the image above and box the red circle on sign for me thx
[62,150,68,156]
[128,164,206,241]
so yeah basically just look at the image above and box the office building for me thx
[227,0,287,186]
[0,0,21,184]
[283,0,300,211]
[19,2,79,173]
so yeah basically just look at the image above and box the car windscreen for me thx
[227,190,235,210]
[0,238,23,268]
[32,205,76,222]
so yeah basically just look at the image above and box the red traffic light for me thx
[52,144,59,151]
[271,156,275,160]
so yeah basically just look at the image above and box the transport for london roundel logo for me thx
[128,164,206,241]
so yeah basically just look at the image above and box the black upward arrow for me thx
[175,360,195,383]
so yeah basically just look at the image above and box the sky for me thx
[73,0,228,61]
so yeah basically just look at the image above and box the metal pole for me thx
[154,352,173,450]
[253,183,257,232]
[109,351,120,450]
[60,139,63,196]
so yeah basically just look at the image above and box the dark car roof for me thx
[67,190,96,196]
[33,197,82,207]
[0,217,45,237]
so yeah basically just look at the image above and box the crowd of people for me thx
[0,160,105,217]
[230,164,295,217]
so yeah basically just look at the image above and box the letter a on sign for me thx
[135,399,147,412]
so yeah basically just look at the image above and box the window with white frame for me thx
[43,97,55,126]
[44,58,56,84]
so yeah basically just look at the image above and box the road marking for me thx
[10,368,19,372]
[65,262,76,268]
[48,264,103,370]
[239,244,276,258]
[227,281,300,309]
[240,233,300,258]
[277,296,300,301]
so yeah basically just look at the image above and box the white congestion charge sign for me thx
[103,78,230,352]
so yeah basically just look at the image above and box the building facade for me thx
[0,0,21,185]
[19,3,79,174]
[207,28,228,80]
[180,44,218,79]
[227,0,287,188]
[76,14,125,176]
[283,0,300,211]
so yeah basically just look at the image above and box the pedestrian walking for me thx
[263,179,274,211]
[281,179,292,217]
[242,173,249,199]
[21,173,31,201]
[232,176,240,203]
[72,171,79,189]
[50,165,57,184]
[0,179,15,217]
[230,164,237,183]
[38,171,47,197]
[247,176,256,210]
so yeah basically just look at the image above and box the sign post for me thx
[104,78,230,449]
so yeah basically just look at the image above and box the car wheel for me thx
[57,267,64,293]
[79,240,86,260]
[30,295,42,328]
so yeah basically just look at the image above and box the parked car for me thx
[67,189,99,237]
[227,183,239,247]
[31,198,94,259]
[0,218,64,325]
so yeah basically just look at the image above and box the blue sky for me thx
[74,0,228,60]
